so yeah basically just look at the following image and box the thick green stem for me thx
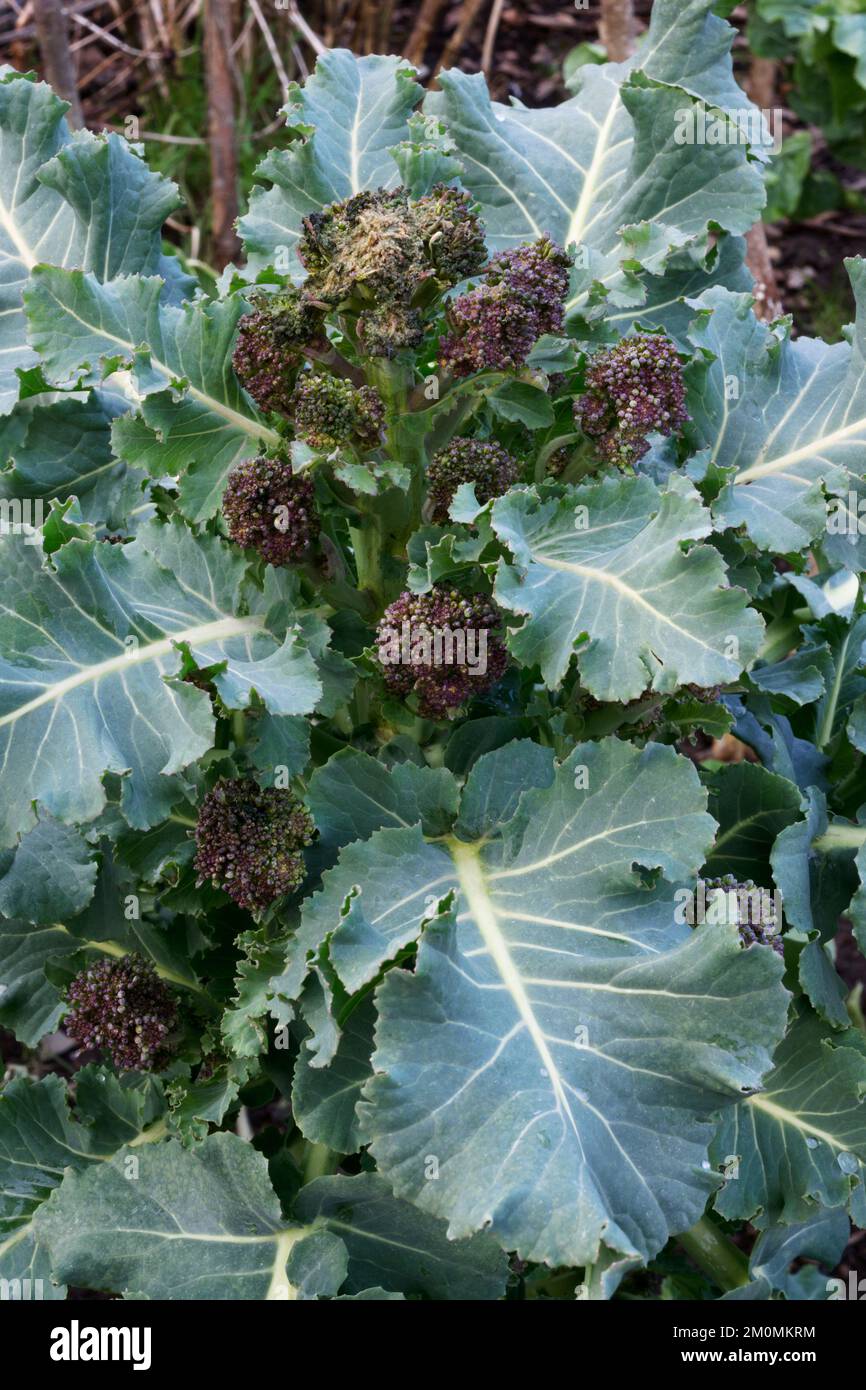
[232,709,246,748]
[813,823,866,852]
[303,1141,337,1184]
[677,1217,749,1292]
[349,515,385,610]
[535,432,582,482]
[366,356,413,421]
[757,614,803,665]
[351,679,372,727]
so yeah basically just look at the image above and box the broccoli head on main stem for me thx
[298,185,486,303]
[194,777,315,912]
[297,184,487,358]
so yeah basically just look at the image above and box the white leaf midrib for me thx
[0,613,261,728]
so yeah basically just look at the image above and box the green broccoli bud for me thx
[357,304,424,357]
[427,438,520,522]
[291,374,385,450]
[411,184,488,285]
[194,777,315,912]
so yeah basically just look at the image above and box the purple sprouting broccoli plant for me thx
[374,586,508,719]
[575,333,689,467]
[64,955,178,1071]
[440,236,572,376]
[222,455,320,565]
[427,438,521,522]
[194,778,315,911]
[8,30,866,1307]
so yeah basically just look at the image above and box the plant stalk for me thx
[677,1217,750,1292]
[349,515,386,610]
[303,1141,337,1184]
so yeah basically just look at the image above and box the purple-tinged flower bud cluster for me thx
[374,586,508,720]
[291,374,385,451]
[439,285,539,376]
[427,438,520,522]
[697,875,784,957]
[575,333,689,468]
[64,955,178,1072]
[232,290,324,416]
[298,186,486,305]
[222,455,319,566]
[194,777,315,912]
[485,237,571,335]
[440,236,572,377]
[296,185,487,357]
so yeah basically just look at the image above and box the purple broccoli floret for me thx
[575,333,689,468]
[194,777,315,912]
[232,290,324,416]
[485,237,571,336]
[374,586,508,719]
[697,874,783,956]
[222,455,319,566]
[65,955,178,1072]
[440,235,572,377]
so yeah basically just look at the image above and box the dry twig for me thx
[32,0,84,125]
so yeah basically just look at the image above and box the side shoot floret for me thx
[194,778,315,911]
